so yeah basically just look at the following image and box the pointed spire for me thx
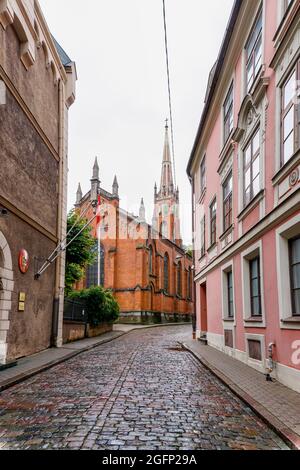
[75,183,82,206]
[139,198,146,221]
[92,157,99,179]
[91,157,100,204]
[112,175,119,196]
[159,120,174,197]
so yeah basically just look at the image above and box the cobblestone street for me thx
[0,326,288,450]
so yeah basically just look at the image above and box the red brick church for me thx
[75,123,194,323]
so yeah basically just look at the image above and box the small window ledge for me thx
[223,317,235,323]
[244,317,263,323]
[219,225,234,242]
[207,242,217,253]
[218,131,235,166]
[272,149,300,186]
[281,317,300,324]
[237,190,265,222]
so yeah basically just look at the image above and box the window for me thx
[177,261,182,297]
[210,198,217,246]
[227,271,234,318]
[223,173,233,232]
[289,237,300,316]
[281,62,300,165]
[223,84,234,143]
[149,246,153,274]
[200,216,206,258]
[200,157,206,194]
[246,10,263,92]
[164,253,169,293]
[250,257,262,317]
[86,243,105,288]
[244,129,260,206]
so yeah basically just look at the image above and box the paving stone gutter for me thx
[181,342,300,451]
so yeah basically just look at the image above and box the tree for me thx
[65,210,96,296]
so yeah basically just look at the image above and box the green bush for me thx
[69,286,119,326]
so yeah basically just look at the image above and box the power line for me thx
[162,0,177,189]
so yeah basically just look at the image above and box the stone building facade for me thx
[0,0,76,364]
[75,124,194,323]
[187,0,300,392]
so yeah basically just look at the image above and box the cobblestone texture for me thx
[0,326,288,450]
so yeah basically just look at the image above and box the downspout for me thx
[52,78,65,347]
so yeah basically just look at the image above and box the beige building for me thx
[0,0,76,364]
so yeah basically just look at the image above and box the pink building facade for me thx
[187,0,300,393]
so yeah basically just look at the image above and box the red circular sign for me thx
[19,249,29,274]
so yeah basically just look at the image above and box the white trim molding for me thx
[221,259,236,325]
[241,239,266,328]
[276,213,300,329]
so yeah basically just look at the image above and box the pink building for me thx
[187,0,300,393]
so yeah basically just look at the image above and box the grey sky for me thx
[39,0,234,245]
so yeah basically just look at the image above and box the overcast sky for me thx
[39,0,234,245]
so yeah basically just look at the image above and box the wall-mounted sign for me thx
[19,292,26,302]
[18,302,25,312]
[19,249,29,274]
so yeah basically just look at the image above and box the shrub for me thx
[69,286,119,326]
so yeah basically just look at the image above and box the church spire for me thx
[139,198,146,222]
[112,175,119,197]
[158,119,174,198]
[75,183,82,206]
[91,156,100,203]
[153,120,182,247]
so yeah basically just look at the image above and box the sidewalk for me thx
[182,339,300,450]
[0,322,187,393]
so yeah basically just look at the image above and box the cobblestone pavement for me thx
[0,326,288,450]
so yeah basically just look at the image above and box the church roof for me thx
[52,35,72,67]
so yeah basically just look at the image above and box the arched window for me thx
[149,245,153,274]
[177,261,182,297]
[164,253,169,293]
[86,242,105,288]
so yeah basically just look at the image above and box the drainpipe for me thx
[52,79,65,348]
[266,342,276,382]
[190,176,196,340]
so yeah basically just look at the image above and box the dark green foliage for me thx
[69,286,120,326]
[65,210,96,296]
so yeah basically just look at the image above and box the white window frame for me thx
[242,3,265,98]
[241,240,266,328]
[221,260,236,324]
[221,79,235,149]
[276,213,300,330]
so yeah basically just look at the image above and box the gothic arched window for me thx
[177,261,182,297]
[149,245,153,274]
[86,242,105,288]
[164,253,169,293]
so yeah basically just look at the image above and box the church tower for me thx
[153,121,182,247]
